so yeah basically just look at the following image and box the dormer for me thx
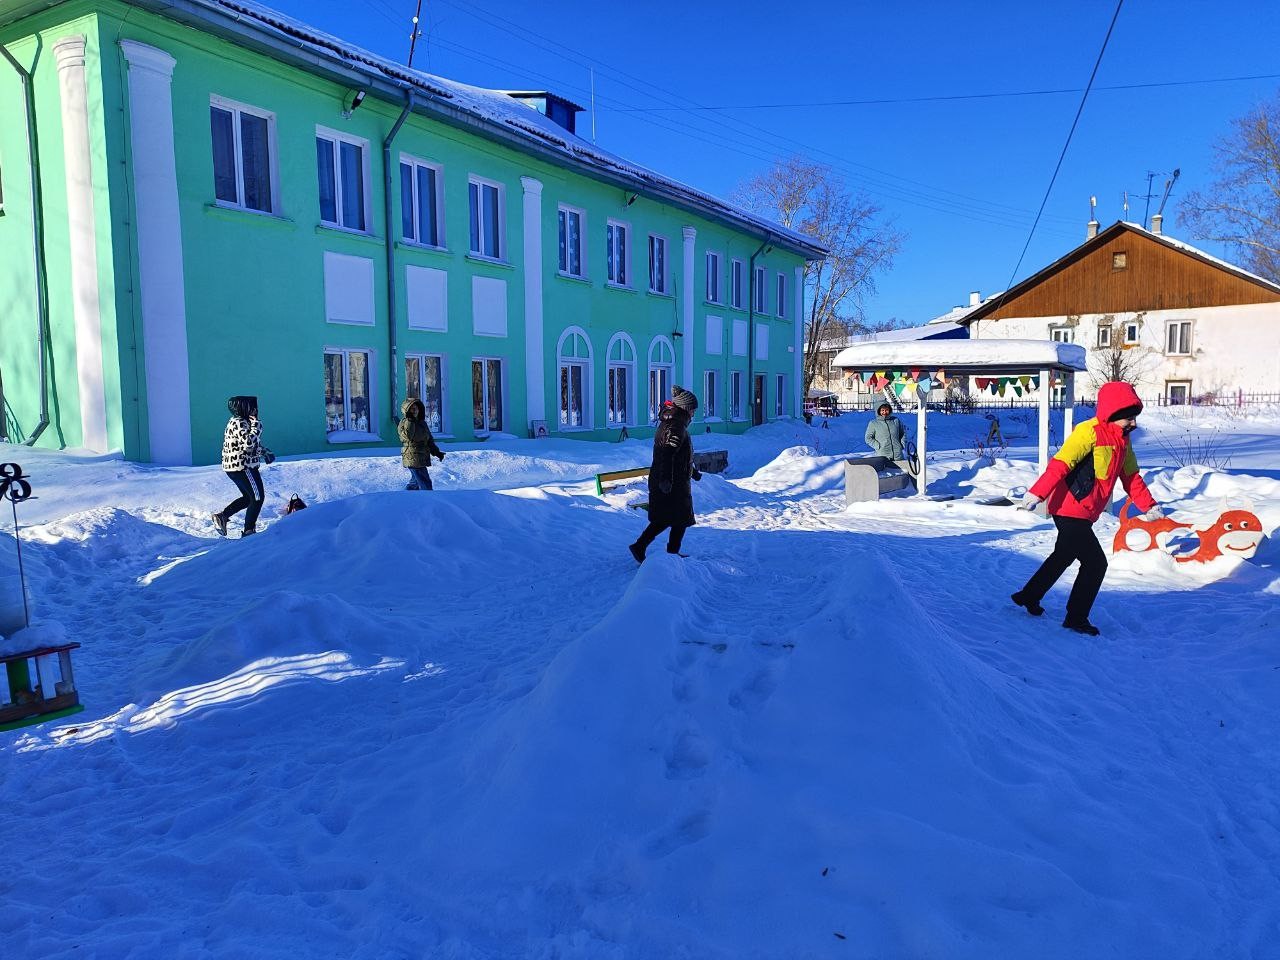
[503,90,584,135]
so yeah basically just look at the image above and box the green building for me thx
[0,0,824,464]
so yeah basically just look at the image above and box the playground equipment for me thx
[0,462,84,732]
[1113,497,1266,563]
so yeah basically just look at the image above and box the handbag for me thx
[284,494,308,515]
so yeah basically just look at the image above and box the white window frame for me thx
[703,369,720,421]
[1049,325,1074,343]
[648,336,676,423]
[753,265,768,314]
[1165,319,1193,356]
[606,219,631,287]
[705,250,723,304]
[471,355,505,435]
[776,272,788,319]
[399,152,445,248]
[648,233,669,294]
[730,370,745,421]
[316,125,372,232]
[404,352,449,436]
[556,326,593,430]
[324,347,377,438]
[774,373,785,418]
[557,204,586,278]
[1123,321,1141,346]
[730,259,745,310]
[1096,324,1112,348]
[209,94,280,214]
[605,332,637,427]
[1166,381,1192,405]
[467,174,506,261]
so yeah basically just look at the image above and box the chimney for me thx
[969,291,981,307]
[1086,218,1099,240]
[1151,213,1163,235]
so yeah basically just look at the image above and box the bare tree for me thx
[733,157,903,396]
[1088,312,1157,391]
[1180,91,1280,281]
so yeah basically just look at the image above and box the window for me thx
[400,156,443,247]
[705,251,722,303]
[731,259,744,309]
[753,265,767,313]
[1097,324,1112,348]
[607,220,629,286]
[1049,326,1074,343]
[468,176,504,259]
[648,337,675,422]
[704,370,719,419]
[705,315,723,355]
[648,234,668,293]
[775,374,785,417]
[557,206,584,277]
[776,272,788,318]
[755,323,770,360]
[1165,320,1192,355]
[1051,381,1067,404]
[731,318,748,357]
[557,327,592,428]
[471,358,503,433]
[210,98,276,213]
[1166,381,1191,405]
[606,333,637,426]
[730,370,744,420]
[1124,321,1140,345]
[405,354,445,433]
[316,128,368,231]
[324,349,372,435]
[1112,251,1128,270]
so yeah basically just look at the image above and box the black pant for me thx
[635,521,688,554]
[219,468,264,530]
[1019,515,1108,622]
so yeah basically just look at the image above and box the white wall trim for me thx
[793,265,804,415]
[120,39,192,464]
[55,35,109,453]
[521,176,544,429]
[681,226,696,391]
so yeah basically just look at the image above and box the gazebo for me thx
[829,339,1089,497]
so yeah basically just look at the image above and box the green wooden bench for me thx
[595,466,650,509]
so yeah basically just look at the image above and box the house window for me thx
[1166,381,1191,405]
[1124,321,1140,345]
[648,337,675,422]
[557,328,592,428]
[731,259,744,309]
[1165,319,1192,356]
[705,315,723,355]
[648,234,667,293]
[324,349,372,434]
[316,129,368,231]
[471,357,503,433]
[210,98,276,213]
[557,206,584,277]
[1049,326,1073,343]
[705,251,722,303]
[606,333,636,426]
[1051,381,1067,404]
[404,354,445,433]
[606,220,629,286]
[1112,251,1128,270]
[730,370,744,420]
[468,176,504,259]
[753,265,767,313]
[731,319,748,357]
[775,373,785,417]
[1097,324,1112,348]
[776,272,788,319]
[704,370,719,419]
[400,156,443,247]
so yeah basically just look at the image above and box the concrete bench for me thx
[693,450,729,474]
[844,456,914,504]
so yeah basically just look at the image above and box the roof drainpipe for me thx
[1,43,52,446]
[747,236,773,427]
[383,89,414,423]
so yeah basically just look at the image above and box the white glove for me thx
[1017,493,1043,512]
[1141,504,1165,521]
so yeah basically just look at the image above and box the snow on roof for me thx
[831,338,1087,372]
[1120,222,1280,294]
[193,0,824,257]
[849,323,964,344]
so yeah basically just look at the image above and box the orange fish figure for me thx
[1113,498,1266,563]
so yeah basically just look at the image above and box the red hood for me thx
[1096,381,1144,423]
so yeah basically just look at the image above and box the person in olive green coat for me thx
[398,398,445,490]
[865,402,917,488]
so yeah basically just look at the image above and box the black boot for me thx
[629,542,645,563]
[212,512,228,537]
[1011,591,1044,616]
[1062,618,1100,636]
[241,526,258,539]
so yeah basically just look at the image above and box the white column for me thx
[120,40,192,465]
[1062,370,1075,436]
[915,385,928,497]
[520,176,545,430]
[54,36,108,453]
[1037,367,1051,474]
[793,264,804,417]
[681,226,696,392]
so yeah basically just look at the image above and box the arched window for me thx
[647,336,675,423]
[557,327,593,429]
[605,333,637,427]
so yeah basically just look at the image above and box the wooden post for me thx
[915,383,928,497]
[1037,367,1051,475]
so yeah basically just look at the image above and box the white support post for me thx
[520,177,545,430]
[1037,367,1051,475]
[1062,370,1075,436]
[915,384,928,497]
[793,265,804,417]
[681,227,696,392]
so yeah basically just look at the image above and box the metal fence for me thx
[817,390,1280,417]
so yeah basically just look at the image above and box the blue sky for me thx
[267,0,1278,324]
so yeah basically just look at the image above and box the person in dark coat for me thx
[398,398,445,490]
[629,386,702,562]
[213,395,274,539]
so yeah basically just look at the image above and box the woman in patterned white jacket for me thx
[212,395,274,538]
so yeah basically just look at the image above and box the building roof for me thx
[961,221,1280,325]
[831,338,1087,375]
[2,0,826,259]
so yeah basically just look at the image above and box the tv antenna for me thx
[1155,168,1181,218]
[407,0,425,69]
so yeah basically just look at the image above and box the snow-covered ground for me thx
[2,405,1279,959]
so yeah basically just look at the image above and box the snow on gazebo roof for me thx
[831,338,1087,375]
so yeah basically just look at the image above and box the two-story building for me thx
[0,0,824,464]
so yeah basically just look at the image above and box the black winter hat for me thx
[1108,404,1141,422]
[671,385,699,414]
[227,395,258,418]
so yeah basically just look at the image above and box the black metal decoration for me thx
[0,462,33,630]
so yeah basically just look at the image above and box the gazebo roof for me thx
[831,338,1087,375]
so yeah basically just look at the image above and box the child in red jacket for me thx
[1011,381,1163,635]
